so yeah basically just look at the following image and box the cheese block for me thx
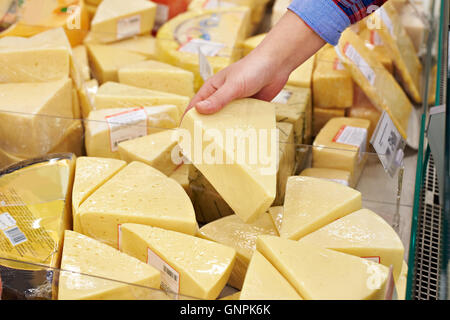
[240,251,303,300]
[298,209,405,280]
[118,60,195,97]
[86,3,98,21]
[374,2,422,103]
[399,3,427,53]
[86,43,148,84]
[169,163,193,198]
[268,206,283,234]
[0,0,89,47]
[120,223,236,300]
[313,48,353,108]
[94,81,190,116]
[256,236,389,300]
[156,8,251,90]
[312,117,371,186]
[180,98,277,223]
[78,79,99,119]
[281,176,362,240]
[73,45,91,81]
[78,161,198,248]
[90,0,156,43]
[359,28,394,74]
[58,230,161,300]
[274,122,295,206]
[395,261,408,300]
[299,167,352,187]
[107,35,157,59]
[0,79,74,158]
[118,129,180,176]
[313,107,346,137]
[72,157,127,233]
[197,212,278,290]
[287,55,316,89]
[0,154,75,271]
[220,291,241,300]
[336,29,412,139]
[85,105,180,159]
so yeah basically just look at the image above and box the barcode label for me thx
[343,43,376,85]
[163,265,178,282]
[117,15,141,40]
[147,247,180,297]
[0,212,16,230]
[3,226,27,246]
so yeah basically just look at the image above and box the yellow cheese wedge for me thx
[298,209,404,280]
[336,29,412,139]
[287,55,316,89]
[78,161,198,248]
[197,213,278,290]
[72,157,127,233]
[313,48,353,108]
[156,8,250,90]
[107,35,157,59]
[86,3,98,22]
[90,0,156,43]
[312,117,371,186]
[118,60,195,97]
[94,81,189,116]
[395,260,408,300]
[240,251,303,300]
[268,206,283,234]
[299,167,352,187]
[359,28,394,74]
[78,79,99,119]
[256,236,389,300]
[180,98,277,223]
[86,44,148,84]
[84,105,180,159]
[274,122,295,206]
[313,107,346,137]
[0,79,74,158]
[118,129,180,176]
[120,223,236,300]
[281,176,362,240]
[73,45,91,81]
[58,230,161,300]
[169,163,193,198]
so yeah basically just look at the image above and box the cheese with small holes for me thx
[90,0,156,43]
[94,81,189,117]
[275,122,295,206]
[281,176,362,240]
[313,48,353,108]
[78,79,99,119]
[118,60,195,97]
[337,29,412,139]
[84,105,180,159]
[359,28,394,74]
[240,251,303,300]
[73,45,91,81]
[312,117,371,186]
[0,79,74,158]
[118,130,180,176]
[197,213,278,290]
[156,8,250,90]
[58,230,161,300]
[299,167,352,187]
[72,157,126,233]
[78,161,198,248]
[120,223,236,300]
[268,206,283,234]
[298,209,404,280]
[86,44,148,84]
[313,107,346,137]
[107,35,157,59]
[180,98,277,223]
[256,236,389,300]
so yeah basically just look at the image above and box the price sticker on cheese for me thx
[147,248,180,299]
[342,43,376,86]
[117,15,141,40]
[332,125,367,163]
[371,111,406,177]
[198,47,213,82]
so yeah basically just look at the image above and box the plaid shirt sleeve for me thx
[288,0,388,45]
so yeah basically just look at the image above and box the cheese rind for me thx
[120,224,236,300]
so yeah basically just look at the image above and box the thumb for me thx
[195,82,241,114]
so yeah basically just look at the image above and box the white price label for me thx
[333,58,345,70]
[333,125,368,162]
[147,248,180,298]
[327,178,349,186]
[271,90,293,104]
[378,7,395,37]
[0,212,16,231]
[198,47,213,81]
[179,38,225,57]
[117,15,141,40]
[154,4,169,29]
[343,43,376,85]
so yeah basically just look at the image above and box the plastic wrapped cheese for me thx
[359,28,394,74]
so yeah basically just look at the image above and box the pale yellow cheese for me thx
[0,79,74,158]
[78,79,99,119]
[313,107,346,137]
[298,209,405,280]
[58,230,161,300]
[73,45,91,81]
[94,81,190,116]
[90,0,156,43]
[120,223,236,300]
[275,122,295,206]
[78,161,198,248]
[169,163,193,198]
[86,3,98,21]
[256,236,389,300]
[72,157,127,233]
[85,105,180,159]
[118,60,195,97]
[180,98,277,223]
[287,55,316,89]
[395,260,408,300]
[118,129,180,176]
[312,117,371,186]
[268,206,283,234]
[281,176,362,240]
[299,167,352,187]
[107,35,157,59]
[197,213,278,290]
[240,251,303,300]
[359,28,394,74]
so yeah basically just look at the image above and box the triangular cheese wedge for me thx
[78,161,198,248]
[180,98,277,223]
[268,206,283,233]
[257,235,389,300]
[58,230,161,300]
[72,157,127,233]
[298,209,404,280]
[108,35,157,59]
[281,176,362,240]
[240,251,303,300]
[120,224,236,300]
